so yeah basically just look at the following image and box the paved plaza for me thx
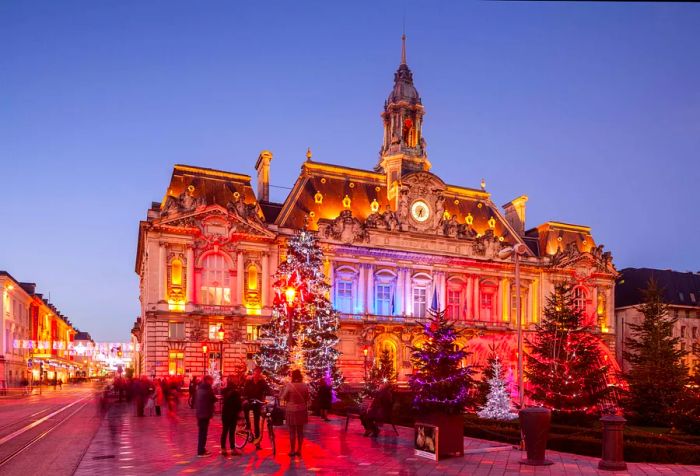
[75,402,700,475]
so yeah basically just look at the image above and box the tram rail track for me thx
[0,395,92,469]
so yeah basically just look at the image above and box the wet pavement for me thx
[75,402,700,475]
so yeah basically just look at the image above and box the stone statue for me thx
[398,189,409,223]
[444,215,459,238]
[383,205,399,231]
[434,195,445,230]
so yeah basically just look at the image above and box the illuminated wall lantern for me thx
[370,199,379,213]
[217,324,225,341]
[342,195,351,209]
[202,344,208,354]
[465,213,473,225]
[314,191,323,204]
[363,346,369,357]
[488,217,496,229]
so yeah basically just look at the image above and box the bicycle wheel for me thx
[268,419,276,456]
[234,420,249,450]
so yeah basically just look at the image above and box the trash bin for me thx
[519,407,553,466]
[598,415,627,471]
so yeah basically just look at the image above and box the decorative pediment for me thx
[549,242,616,274]
[157,205,275,241]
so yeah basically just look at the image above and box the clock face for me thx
[411,200,431,222]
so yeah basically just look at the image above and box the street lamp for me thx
[498,243,528,408]
[363,346,369,382]
[285,285,297,352]
[217,324,225,376]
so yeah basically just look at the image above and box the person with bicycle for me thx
[242,367,270,450]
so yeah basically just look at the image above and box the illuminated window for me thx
[246,324,260,341]
[447,289,462,320]
[376,284,392,316]
[335,281,353,313]
[573,287,587,313]
[168,351,185,376]
[168,322,185,340]
[247,265,258,291]
[171,259,183,286]
[208,324,224,340]
[413,287,427,318]
[200,254,231,305]
[510,287,527,324]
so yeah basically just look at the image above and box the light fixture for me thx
[285,287,296,306]
[217,324,225,341]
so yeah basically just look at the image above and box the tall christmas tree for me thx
[525,283,612,412]
[477,355,516,420]
[364,349,397,397]
[623,279,688,426]
[409,307,474,414]
[255,228,343,390]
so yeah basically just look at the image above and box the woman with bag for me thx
[280,369,309,458]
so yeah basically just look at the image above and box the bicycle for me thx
[234,397,279,455]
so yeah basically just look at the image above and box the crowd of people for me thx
[108,369,395,459]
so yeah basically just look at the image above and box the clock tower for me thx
[376,35,431,204]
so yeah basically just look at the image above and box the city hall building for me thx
[132,40,619,386]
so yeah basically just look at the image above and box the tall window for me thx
[447,289,462,320]
[376,284,392,315]
[480,292,494,321]
[246,324,260,341]
[201,254,231,305]
[171,259,183,286]
[335,280,353,313]
[168,322,185,340]
[168,351,184,376]
[413,287,427,318]
[573,287,586,313]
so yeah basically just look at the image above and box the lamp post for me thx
[498,243,528,408]
[285,285,297,365]
[217,324,225,376]
[363,346,369,382]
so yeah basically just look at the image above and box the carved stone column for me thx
[262,252,269,308]
[438,271,446,312]
[158,242,167,303]
[396,267,404,316]
[404,268,412,317]
[466,275,473,319]
[366,264,374,315]
[186,246,194,304]
[357,264,366,314]
[473,277,480,321]
[236,251,244,306]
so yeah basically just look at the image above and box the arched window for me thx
[446,277,466,320]
[375,270,397,316]
[171,259,183,286]
[247,265,258,291]
[479,281,498,322]
[200,254,231,305]
[334,267,356,314]
[412,273,432,318]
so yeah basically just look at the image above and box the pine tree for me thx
[409,308,474,414]
[478,355,516,420]
[623,279,689,426]
[364,349,397,397]
[255,228,343,390]
[475,347,499,408]
[525,283,611,412]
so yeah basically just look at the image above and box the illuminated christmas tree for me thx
[525,283,611,412]
[477,355,516,420]
[364,348,397,397]
[255,228,343,391]
[409,307,474,414]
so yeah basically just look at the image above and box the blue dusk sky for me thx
[1,1,699,341]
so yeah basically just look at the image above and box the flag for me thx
[431,287,439,312]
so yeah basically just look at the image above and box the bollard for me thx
[598,415,627,471]
[518,407,553,466]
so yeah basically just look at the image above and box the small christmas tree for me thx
[255,228,343,391]
[477,356,516,420]
[364,349,397,397]
[526,283,612,412]
[623,279,689,426]
[409,308,474,414]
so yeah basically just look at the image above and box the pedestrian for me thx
[360,382,393,437]
[220,375,242,456]
[195,375,216,457]
[154,379,164,417]
[280,369,310,458]
[188,376,198,409]
[317,378,332,421]
[242,367,270,450]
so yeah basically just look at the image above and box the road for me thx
[0,383,103,476]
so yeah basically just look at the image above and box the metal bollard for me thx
[519,407,554,466]
[598,415,627,471]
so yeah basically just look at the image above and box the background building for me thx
[616,267,700,376]
[0,272,33,390]
[133,40,619,387]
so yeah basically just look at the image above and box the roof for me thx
[525,221,597,258]
[616,268,700,308]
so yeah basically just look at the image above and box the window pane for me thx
[413,287,426,317]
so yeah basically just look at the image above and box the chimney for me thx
[503,195,528,236]
[255,150,273,202]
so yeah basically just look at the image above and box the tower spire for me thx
[401,33,407,65]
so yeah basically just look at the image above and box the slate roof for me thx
[525,222,597,258]
[616,268,700,308]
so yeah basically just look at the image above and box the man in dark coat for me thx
[242,367,270,449]
[220,376,243,456]
[195,375,216,456]
[360,382,393,437]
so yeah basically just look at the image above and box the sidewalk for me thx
[75,403,700,475]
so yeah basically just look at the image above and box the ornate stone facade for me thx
[133,40,619,388]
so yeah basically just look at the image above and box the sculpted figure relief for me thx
[434,195,445,230]
[398,189,410,223]
[322,210,369,244]
[162,188,206,215]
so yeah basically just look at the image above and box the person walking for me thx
[220,375,242,456]
[280,369,310,458]
[195,375,216,457]
[317,378,332,422]
[242,367,270,450]
[154,379,164,417]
